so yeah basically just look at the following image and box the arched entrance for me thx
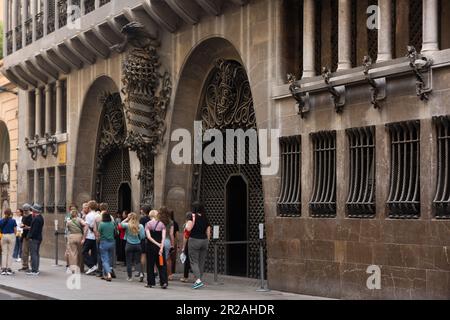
[94,93,131,214]
[0,121,10,213]
[192,59,265,278]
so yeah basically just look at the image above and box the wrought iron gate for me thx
[192,59,266,278]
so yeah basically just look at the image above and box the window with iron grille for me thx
[84,0,95,14]
[28,170,34,204]
[433,116,450,218]
[386,121,420,219]
[36,11,44,40]
[277,136,301,217]
[58,167,66,212]
[58,0,67,27]
[48,0,56,33]
[38,169,44,206]
[6,31,13,55]
[25,18,33,45]
[15,25,22,50]
[409,0,422,52]
[309,131,336,217]
[100,0,110,7]
[330,0,339,72]
[346,126,376,218]
[46,168,55,212]
[367,0,378,62]
[314,0,322,75]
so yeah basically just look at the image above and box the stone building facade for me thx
[0,60,18,214]
[2,0,450,299]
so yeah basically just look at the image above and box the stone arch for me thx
[72,75,140,209]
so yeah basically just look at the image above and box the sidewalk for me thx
[0,258,328,300]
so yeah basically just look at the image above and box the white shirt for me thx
[85,211,97,240]
[14,216,23,233]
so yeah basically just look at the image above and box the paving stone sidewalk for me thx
[0,258,328,300]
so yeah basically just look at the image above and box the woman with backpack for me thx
[185,202,211,289]
[66,209,87,273]
[0,208,17,275]
[121,212,145,282]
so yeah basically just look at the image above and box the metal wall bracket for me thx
[322,67,345,113]
[45,133,58,157]
[363,56,386,109]
[24,135,39,160]
[407,45,433,101]
[288,74,310,118]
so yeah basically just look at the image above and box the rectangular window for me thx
[346,126,376,218]
[58,0,67,27]
[409,0,423,52]
[309,131,336,218]
[277,136,301,217]
[40,87,45,136]
[48,0,56,34]
[433,116,450,219]
[386,121,420,219]
[47,168,55,213]
[58,166,66,213]
[28,170,34,204]
[38,169,45,207]
[28,90,36,138]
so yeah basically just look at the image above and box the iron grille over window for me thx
[25,18,33,45]
[309,131,336,217]
[48,0,56,34]
[58,0,67,27]
[346,126,376,218]
[84,0,95,14]
[314,0,322,75]
[28,171,34,204]
[409,0,423,52]
[277,136,301,217]
[38,169,44,207]
[330,0,339,72]
[6,31,13,55]
[15,26,22,50]
[367,0,378,62]
[433,116,450,218]
[58,167,66,212]
[36,12,44,40]
[386,121,420,219]
[47,168,55,212]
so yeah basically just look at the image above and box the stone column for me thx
[3,0,8,56]
[35,88,42,137]
[12,0,17,52]
[45,84,52,135]
[377,0,393,62]
[337,0,352,70]
[95,0,100,9]
[303,0,316,78]
[422,0,439,53]
[55,80,63,134]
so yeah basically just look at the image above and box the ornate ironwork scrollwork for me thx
[118,22,172,207]
[25,135,39,160]
[406,45,433,101]
[322,67,346,113]
[287,73,310,118]
[363,56,386,109]
[201,59,256,131]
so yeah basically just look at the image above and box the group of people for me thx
[0,203,45,276]
[63,200,211,289]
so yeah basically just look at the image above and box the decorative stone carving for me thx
[287,73,310,118]
[118,22,172,207]
[201,59,256,131]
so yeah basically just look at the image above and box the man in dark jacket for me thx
[27,204,44,276]
[18,203,32,272]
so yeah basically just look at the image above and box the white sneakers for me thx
[85,265,98,275]
[26,271,40,276]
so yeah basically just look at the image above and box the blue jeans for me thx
[30,239,42,273]
[13,237,22,259]
[99,240,115,276]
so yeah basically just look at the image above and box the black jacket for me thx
[29,215,44,241]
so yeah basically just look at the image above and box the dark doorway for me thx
[118,183,132,213]
[226,175,248,277]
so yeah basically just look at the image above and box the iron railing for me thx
[15,26,23,50]
[309,131,337,217]
[58,0,68,27]
[35,12,44,40]
[277,136,301,217]
[386,121,420,219]
[48,0,56,34]
[346,126,376,218]
[25,18,33,45]
[433,116,450,218]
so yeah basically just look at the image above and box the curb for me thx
[0,284,57,300]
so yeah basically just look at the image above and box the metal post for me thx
[256,240,269,292]
[53,231,59,266]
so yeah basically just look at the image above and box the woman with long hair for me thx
[121,212,145,282]
[66,209,87,273]
[0,208,17,275]
[185,201,211,289]
[145,209,168,289]
[98,212,116,282]
[159,207,175,281]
